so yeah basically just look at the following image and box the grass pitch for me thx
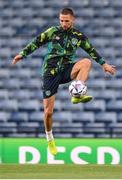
[0,164,122,179]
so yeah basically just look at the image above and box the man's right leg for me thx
[43,95,57,155]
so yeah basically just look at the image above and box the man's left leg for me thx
[43,95,57,155]
[70,58,93,103]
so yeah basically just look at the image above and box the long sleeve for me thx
[19,27,57,58]
[80,34,105,65]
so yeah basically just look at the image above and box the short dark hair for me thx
[60,8,74,17]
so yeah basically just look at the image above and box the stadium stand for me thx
[0,0,122,137]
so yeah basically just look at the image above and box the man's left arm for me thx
[101,63,116,75]
[80,34,116,75]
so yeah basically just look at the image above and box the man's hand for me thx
[102,63,116,75]
[12,54,23,65]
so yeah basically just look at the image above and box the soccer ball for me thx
[69,80,87,97]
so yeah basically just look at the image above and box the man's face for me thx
[59,14,74,30]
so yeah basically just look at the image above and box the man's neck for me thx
[60,26,73,32]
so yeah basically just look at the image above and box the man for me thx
[12,8,116,155]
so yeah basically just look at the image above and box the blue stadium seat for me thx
[96,134,111,138]
[30,0,44,8]
[18,100,40,111]
[0,122,17,136]
[107,100,122,112]
[9,112,28,123]
[53,111,72,122]
[17,122,40,135]
[19,78,41,89]
[29,90,43,100]
[0,100,18,111]
[109,123,122,137]
[84,100,106,112]
[29,111,43,122]
[110,0,122,7]
[0,69,10,78]
[0,90,8,99]
[72,111,95,124]
[60,101,83,112]
[90,0,110,7]
[75,133,94,138]
[9,68,31,79]
[9,89,31,100]
[70,0,89,7]
[0,0,122,137]
[95,8,114,18]
[87,79,105,89]
[52,133,72,138]
[117,113,122,122]
[95,112,117,124]
[0,112,10,122]
[45,0,66,8]
[3,78,20,89]
[106,79,122,89]
[91,89,116,100]
[84,122,106,137]
[76,8,94,18]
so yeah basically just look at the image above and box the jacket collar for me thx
[59,26,73,33]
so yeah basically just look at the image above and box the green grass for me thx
[0,164,122,179]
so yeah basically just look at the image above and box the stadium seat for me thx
[17,122,40,135]
[117,113,122,122]
[72,111,95,124]
[52,133,72,138]
[84,122,106,137]
[96,134,111,138]
[9,112,28,123]
[106,79,122,89]
[84,100,106,112]
[45,0,66,8]
[53,111,72,122]
[30,0,44,8]
[109,123,122,137]
[75,133,94,138]
[3,78,20,89]
[9,68,31,79]
[106,100,122,112]
[0,112,10,122]
[0,69,10,78]
[9,89,31,100]
[0,100,18,111]
[19,78,41,89]
[76,8,94,18]
[0,0,122,137]
[110,0,122,7]
[29,111,43,122]
[18,100,40,111]
[90,0,110,7]
[91,89,116,100]
[0,90,8,99]
[95,112,117,124]
[0,122,17,136]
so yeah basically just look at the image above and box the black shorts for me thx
[42,63,75,98]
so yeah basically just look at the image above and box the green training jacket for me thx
[19,26,105,76]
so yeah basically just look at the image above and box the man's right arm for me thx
[12,27,57,65]
[12,32,48,65]
[12,54,23,65]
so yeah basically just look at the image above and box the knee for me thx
[81,58,92,69]
[44,110,53,120]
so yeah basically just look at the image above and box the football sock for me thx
[46,130,54,142]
